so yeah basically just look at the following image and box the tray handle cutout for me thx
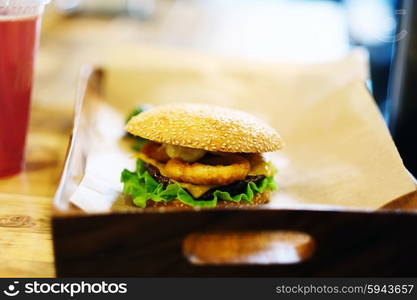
[183,230,315,265]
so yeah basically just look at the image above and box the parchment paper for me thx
[68,46,416,212]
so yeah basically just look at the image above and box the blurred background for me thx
[36,0,415,174]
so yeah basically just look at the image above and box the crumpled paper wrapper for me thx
[66,47,415,212]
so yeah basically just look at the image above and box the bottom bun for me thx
[147,190,271,208]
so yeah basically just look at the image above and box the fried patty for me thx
[144,162,265,200]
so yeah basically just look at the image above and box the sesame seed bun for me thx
[126,103,283,153]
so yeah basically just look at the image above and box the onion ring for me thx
[164,153,250,185]
[141,141,170,162]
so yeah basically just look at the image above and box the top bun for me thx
[126,103,283,153]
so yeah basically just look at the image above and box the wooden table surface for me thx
[1,3,417,278]
[0,108,73,277]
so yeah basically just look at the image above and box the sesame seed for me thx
[125,103,283,153]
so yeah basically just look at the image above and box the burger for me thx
[121,103,283,208]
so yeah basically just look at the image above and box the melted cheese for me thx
[244,154,272,176]
[175,182,214,198]
[136,152,215,198]
[135,152,271,198]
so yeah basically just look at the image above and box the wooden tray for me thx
[52,67,417,277]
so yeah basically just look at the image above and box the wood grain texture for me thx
[0,193,55,277]
[0,108,71,277]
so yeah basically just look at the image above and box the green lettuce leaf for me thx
[125,106,146,124]
[125,105,150,151]
[121,159,277,208]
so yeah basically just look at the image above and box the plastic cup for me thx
[0,0,49,177]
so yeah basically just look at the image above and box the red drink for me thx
[0,15,40,177]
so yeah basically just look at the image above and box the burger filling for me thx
[121,141,277,208]
[144,162,266,200]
